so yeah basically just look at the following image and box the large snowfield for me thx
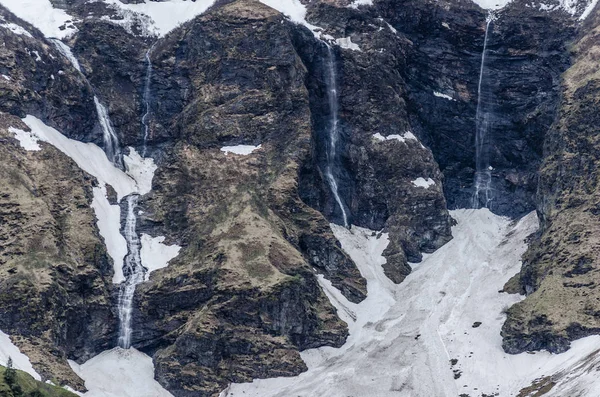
[224,209,600,397]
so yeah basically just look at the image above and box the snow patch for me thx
[434,91,455,101]
[336,37,361,51]
[140,234,181,280]
[223,209,600,396]
[0,0,77,38]
[103,0,215,37]
[470,0,513,10]
[258,0,322,36]
[348,0,373,9]
[9,126,42,151]
[0,21,34,38]
[123,147,157,196]
[0,330,41,380]
[412,177,435,188]
[220,144,262,155]
[580,0,599,19]
[69,348,174,397]
[92,185,127,284]
[2,74,10,81]
[372,131,419,143]
[15,115,137,200]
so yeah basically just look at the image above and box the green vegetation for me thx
[0,358,77,397]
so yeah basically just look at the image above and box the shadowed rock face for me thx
[377,0,576,218]
[502,6,600,355]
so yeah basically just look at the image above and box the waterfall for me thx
[117,195,146,349]
[50,39,122,166]
[141,43,157,157]
[323,45,349,228]
[94,97,121,165]
[472,13,495,209]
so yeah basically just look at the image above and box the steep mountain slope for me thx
[502,4,600,355]
[1,0,600,396]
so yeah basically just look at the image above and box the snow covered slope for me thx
[224,209,600,397]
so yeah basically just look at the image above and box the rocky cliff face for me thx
[2,0,600,395]
[502,4,600,354]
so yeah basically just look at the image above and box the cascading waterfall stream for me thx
[472,12,495,209]
[50,38,122,166]
[142,42,157,157]
[323,45,349,228]
[94,97,121,165]
[117,195,146,349]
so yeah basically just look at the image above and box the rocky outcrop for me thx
[502,5,600,354]
[0,113,117,390]
[0,7,96,142]
[121,2,366,395]
[296,1,454,281]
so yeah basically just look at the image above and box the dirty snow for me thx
[140,234,181,281]
[220,144,262,155]
[336,37,361,51]
[92,185,127,284]
[412,177,435,188]
[0,330,41,380]
[0,0,77,38]
[69,348,173,397]
[471,0,513,9]
[580,0,600,19]
[224,209,600,397]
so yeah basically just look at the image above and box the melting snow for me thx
[348,0,373,8]
[91,185,127,284]
[412,177,435,188]
[123,147,157,196]
[103,0,215,37]
[580,0,599,19]
[0,330,41,380]
[0,21,34,38]
[258,0,322,36]
[220,144,262,155]
[224,209,600,396]
[14,115,137,200]
[10,116,159,285]
[434,91,455,101]
[0,0,77,38]
[140,234,181,281]
[69,348,173,397]
[9,126,42,151]
[336,37,361,51]
[373,131,419,144]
